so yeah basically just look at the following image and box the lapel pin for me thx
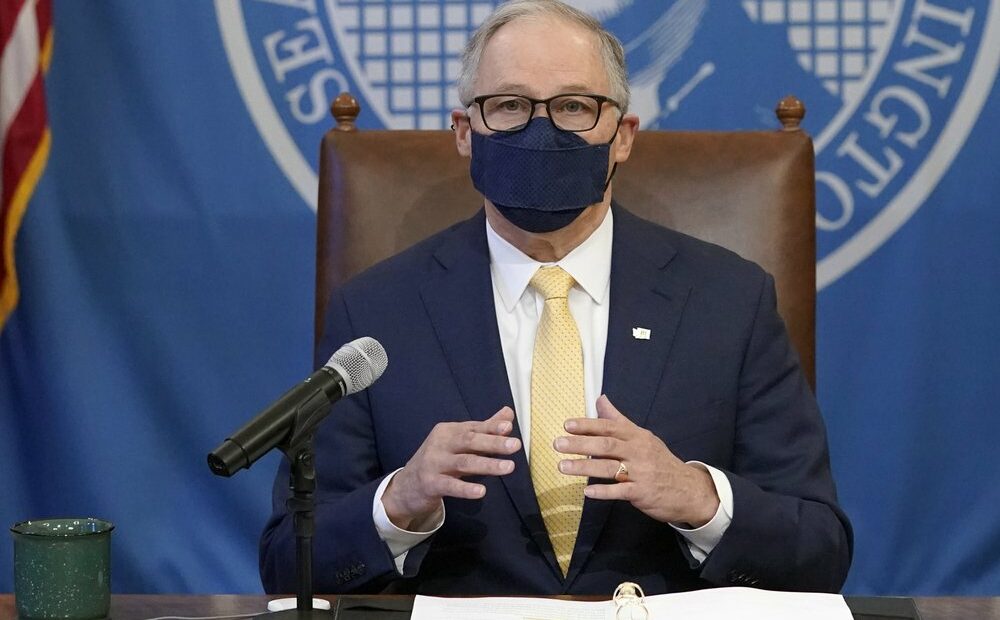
[632,327,651,340]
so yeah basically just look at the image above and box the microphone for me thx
[207,337,388,477]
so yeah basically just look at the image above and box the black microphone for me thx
[207,337,388,477]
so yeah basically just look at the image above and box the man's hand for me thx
[555,395,720,527]
[382,407,521,531]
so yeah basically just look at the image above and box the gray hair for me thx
[456,0,631,113]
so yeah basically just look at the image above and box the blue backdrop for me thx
[2,0,998,595]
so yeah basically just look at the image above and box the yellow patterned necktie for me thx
[529,265,586,577]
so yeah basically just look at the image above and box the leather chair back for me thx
[316,94,816,387]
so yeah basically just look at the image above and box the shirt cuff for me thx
[669,461,734,564]
[372,468,445,574]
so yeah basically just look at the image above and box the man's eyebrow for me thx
[486,83,597,96]
[488,82,532,94]
[554,84,595,94]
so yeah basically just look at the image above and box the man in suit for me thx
[260,0,852,595]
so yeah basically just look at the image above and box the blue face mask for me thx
[470,117,617,233]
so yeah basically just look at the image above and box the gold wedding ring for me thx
[614,461,629,483]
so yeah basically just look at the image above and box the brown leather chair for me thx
[316,93,816,388]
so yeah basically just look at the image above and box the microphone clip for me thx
[281,369,343,454]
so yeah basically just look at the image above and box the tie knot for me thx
[530,266,576,300]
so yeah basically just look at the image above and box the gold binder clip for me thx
[613,582,649,620]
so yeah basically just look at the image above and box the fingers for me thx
[488,405,516,424]
[449,425,520,451]
[403,449,515,505]
[563,417,617,437]
[596,394,625,420]
[428,429,518,501]
[421,473,488,501]
[441,477,487,500]
[418,408,521,491]
[563,395,634,438]
[554,434,625,458]
[448,453,515,477]
[473,406,516,436]
[583,481,634,501]
[385,408,522,525]
[557,457,620,480]
[443,424,521,457]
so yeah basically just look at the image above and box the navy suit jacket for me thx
[260,205,852,595]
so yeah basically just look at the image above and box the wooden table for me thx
[2,593,999,619]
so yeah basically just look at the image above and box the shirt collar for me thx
[486,208,614,312]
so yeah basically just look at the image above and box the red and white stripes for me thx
[1,0,51,328]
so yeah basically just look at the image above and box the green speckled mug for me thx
[10,518,113,620]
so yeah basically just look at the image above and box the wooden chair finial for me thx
[331,92,361,132]
[775,95,806,131]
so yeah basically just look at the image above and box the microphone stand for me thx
[208,337,388,618]
[269,390,338,619]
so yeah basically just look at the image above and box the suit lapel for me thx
[419,212,562,581]
[567,206,692,586]
[419,213,508,425]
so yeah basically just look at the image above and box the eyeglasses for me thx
[469,93,621,133]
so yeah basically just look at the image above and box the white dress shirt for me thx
[373,208,733,573]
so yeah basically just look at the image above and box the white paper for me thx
[643,587,852,619]
[411,587,852,620]
[411,595,607,620]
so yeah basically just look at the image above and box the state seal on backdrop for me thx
[216,0,1000,288]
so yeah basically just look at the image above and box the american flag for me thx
[1,0,51,329]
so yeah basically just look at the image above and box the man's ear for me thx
[452,109,472,157]
[612,113,640,164]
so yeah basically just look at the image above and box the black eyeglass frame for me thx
[467,93,622,133]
